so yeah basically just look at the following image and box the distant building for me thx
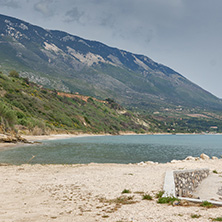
[210,126,218,129]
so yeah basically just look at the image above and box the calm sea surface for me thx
[0,134,222,165]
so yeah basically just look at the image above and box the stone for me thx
[137,161,146,166]
[173,200,180,206]
[185,156,196,161]
[145,161,155,165]
[200,153,210,160]
[212,156,218,160]
[180,200,189,206]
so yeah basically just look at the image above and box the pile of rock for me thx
[171,153,219,164]
[0,134,33,144]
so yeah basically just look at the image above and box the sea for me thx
[0,134,222,165]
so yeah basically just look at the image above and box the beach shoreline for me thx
[0,159,221,222]
[0,132,221,151]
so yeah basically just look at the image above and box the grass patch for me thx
[100,196,137,205]
[155,190,164,198]
[213,170,218,174]
[191,214,201,219]
[121,189,131,194]
[200,201,214,208]
[142,194,153,200]
[157,196,179,205]
[212,217,222,221]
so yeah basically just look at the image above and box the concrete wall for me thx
[174,168,209,197]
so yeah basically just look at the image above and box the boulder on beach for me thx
[185,156,196,161]
[212,156,218,160]
[200,153,210,160]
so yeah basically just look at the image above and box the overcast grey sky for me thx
[1,0,222,98]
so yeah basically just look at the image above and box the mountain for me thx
[0,14,222,112]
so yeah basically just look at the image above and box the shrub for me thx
[9,70,19,78]
[212,217,222,221]
[200,201,214,208]
[142,194,153,200]
[157,196,179,205]
[0,102,17,127]
[84,116,91,124]
[191,214,201,218]
[87,97,94,103]
[156,191,164,198]
[122,189,131,194]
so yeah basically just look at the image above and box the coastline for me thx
[1,132,222,221]
[0,132,221,151]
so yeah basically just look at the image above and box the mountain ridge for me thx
[0,13,221,111]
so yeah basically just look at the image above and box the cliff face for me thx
[0,14,222,111]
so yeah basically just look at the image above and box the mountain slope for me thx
[0,72,151,135]
[0,14,221,111]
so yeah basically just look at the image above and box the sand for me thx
[0,159,222,222]
[23,133,108,142]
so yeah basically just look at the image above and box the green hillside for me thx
[0,71,151,135]
[0,70,222,135]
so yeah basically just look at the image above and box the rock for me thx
[0,134,35,144]
[200,153,210,160]
[171,159,182,163]
[185,156,195,161]
[180,199,189,206]
[137,161,146,166]
[0,163,11,166]
[145,161,155,165]
[0,136,17,143]
[173,200,180,206]
[212,156,218,160]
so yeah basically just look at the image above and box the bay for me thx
[0,134,222,165]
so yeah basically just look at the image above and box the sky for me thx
[0,0,222,98]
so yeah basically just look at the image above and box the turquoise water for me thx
[0,134,222,164]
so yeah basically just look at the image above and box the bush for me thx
[122,189,131,194]
[155,191,164,198]
[212,217,222,221]
[0,102,17,127]
[157,196,179,205]
[142,194,153,200]
[191,214,201,218]
[9,70,19,78]
[200,201,214,208]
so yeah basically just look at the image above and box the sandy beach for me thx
[0,159,222,222]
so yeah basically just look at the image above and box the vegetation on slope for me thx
[0,71,151,135]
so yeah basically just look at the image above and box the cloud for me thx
[64,7,84,23]
[0,0,20,8]
[34,0,55,17]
